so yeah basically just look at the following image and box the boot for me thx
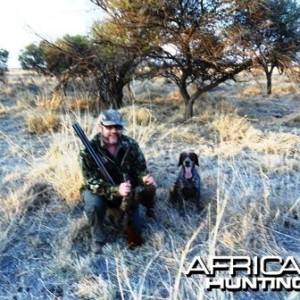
[91,240,105,254]
[126,222,143,250]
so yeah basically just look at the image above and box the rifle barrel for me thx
[73,122,115,185]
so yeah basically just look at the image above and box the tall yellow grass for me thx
[26,111,61,134]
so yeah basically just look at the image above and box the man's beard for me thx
[105,133,120,145]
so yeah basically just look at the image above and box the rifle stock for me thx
[127,223,143,249]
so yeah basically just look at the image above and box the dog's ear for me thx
[189,152,199,166]
[178,152,187,166]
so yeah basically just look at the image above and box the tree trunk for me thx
[265,65,274,95]
[97,77,124,109]
[179,84,195,119]
[108,86,124,109]
[183,89,202,120]
[266,72,272,95]
[184,99,194,119]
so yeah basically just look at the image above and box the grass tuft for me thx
[26,110,61,134]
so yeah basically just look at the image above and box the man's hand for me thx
[118,181,132,197]
[142,174,157,187]
[119,180,134,212]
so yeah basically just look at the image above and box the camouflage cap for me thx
[99,109,124,127]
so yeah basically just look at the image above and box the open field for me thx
[0,69,300,299]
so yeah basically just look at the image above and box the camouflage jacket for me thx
[79,133,149,202]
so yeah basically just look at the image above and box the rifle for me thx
[72,122,115,185]
[72,122,143,249]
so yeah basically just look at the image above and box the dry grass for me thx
[274,112,300,126]
[154,90,183,106]
[0,102,7,114]
[0,188,29,252]
[74,276,112,299]
[65,96,100,112]
[26,115,86,204]
[43,143,83,204]
[33,94,63,110]
[120,106,157,126]
[28,94,101,113]
[1,70,300,299]
[172,129,199,144]
[195,100,237,124]
[272,84,297,95]
[210,113,261,143]
[210,113,300,157]
[239,86,262,97]
[252,131,300,154]
[0,84,17,97]
[25,110,61,134]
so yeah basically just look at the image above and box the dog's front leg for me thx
[177,189,187,217]
[196,191,201,210]
[195,187,204,211]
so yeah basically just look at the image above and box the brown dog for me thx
[169,151,202,216]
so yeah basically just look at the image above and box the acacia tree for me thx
[48,34,142,108]
[19,44,46,74]
[91,0,254,118]
[88,47,140,108]
[0,49,9,83]
[233,0,300,95]
[19,35,94,95]
[19,34,140,108]
[41,35,95,94]
[89,6,159,108]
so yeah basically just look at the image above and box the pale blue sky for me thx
[0,0,101,68]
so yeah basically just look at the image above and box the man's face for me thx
[99,123,123,145]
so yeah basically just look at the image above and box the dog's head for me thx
[178,152,199,168]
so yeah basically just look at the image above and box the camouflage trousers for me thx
[81,185,156,244]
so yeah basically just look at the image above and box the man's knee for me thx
[81,190,107,212]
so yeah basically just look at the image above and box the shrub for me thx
[26,111,60,134]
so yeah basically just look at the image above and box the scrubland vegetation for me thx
[0,69,300,299]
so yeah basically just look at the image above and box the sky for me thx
[2,0,300,69]
[0,0,102,68]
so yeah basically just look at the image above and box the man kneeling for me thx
[79,109,156,253]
